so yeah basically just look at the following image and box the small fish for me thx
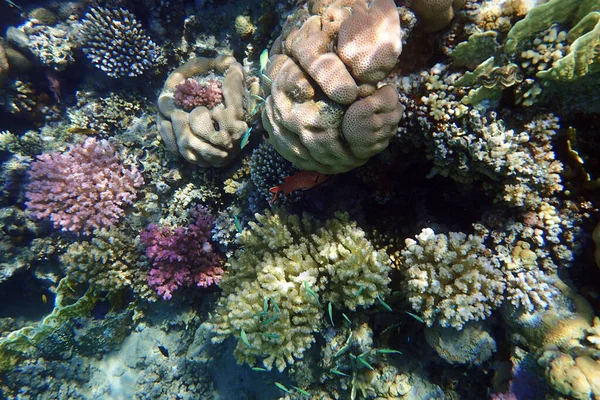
[405,311,425,324]
[261,333,280,339]
[240,127,252,149]
[271,297,281,314]
[303,281,321,306]
[275,382,291,393]
[158,345,169,357]
[68,127,97,135]
[356,355,375,371]
[260,73,272,84]
[330,368,350,377]
[269,171,328,204]
[250,93,266,102]
[334,332,353,358]
[377,294,392,312]
[252,367,268,372]
[376,349,403,355]
[5,0,23,12]
[261,314,279,325]
[263,297,269,314]
[342,313,351,325]
[233,214,242,233]
[292,386,310,396]
[355,284,364,298]
[328,302,334,327]
[240,328,252,348]
[41,294,48,304]
[259,49,269,74]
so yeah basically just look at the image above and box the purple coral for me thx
[25,137,144,235]
[173,79,223,111]
[140,206,224,300]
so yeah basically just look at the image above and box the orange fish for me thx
[269,170,328,204]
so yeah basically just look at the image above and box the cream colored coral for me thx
[209,209,391,371]
[157,55,248,167]
[538,349,600,400]
[262,0,403,174]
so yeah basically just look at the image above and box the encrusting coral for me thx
[157,55,249,167]
[208,209,391,371]
[261,0,404,174]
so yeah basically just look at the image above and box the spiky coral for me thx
[209,209,391,371]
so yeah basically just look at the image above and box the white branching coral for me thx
[401,228,505,330]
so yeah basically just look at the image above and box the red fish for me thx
[269,170,328,204]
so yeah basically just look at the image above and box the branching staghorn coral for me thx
[209,209,391,371]
[79,7,159,78]
[401,228,505,330]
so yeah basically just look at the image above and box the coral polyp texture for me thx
[157,56,249,167]
[261,0,404,174]
[140,205,224,300]
[173,79,223,111]
[79,7,158,78]
[209,209,391,371]
[24,138,144,235]
[401,228,505,330]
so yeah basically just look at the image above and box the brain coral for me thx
[261,0,404,174]
[157,56,249,167]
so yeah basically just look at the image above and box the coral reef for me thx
[140,205,224,300]
[79,7,159,78]
[261,0,404,174]
[209,209,391,371]
[401,228,505,329]
[24,138,144,235]
[157,56,249,167]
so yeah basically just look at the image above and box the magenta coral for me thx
[173,78,223,111]
[25,137,144,235]
[140,206,224,300]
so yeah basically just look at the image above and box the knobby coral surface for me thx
[157,56,249,167]
[25,138,144,235]
[261,0,404,174]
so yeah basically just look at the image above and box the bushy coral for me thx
[140,205,224,300]
[173,79,223,111]
[24,137,144,235]
[249,143,300,205]
[79,7,159,78]
[209,209,391,371]
[401,228,505,329]
[60,228,155,300]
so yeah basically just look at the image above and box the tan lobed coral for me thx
[261,0,404,174]
[410,0,466,32]
[157,55,249,167]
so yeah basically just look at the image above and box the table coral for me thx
[24,138,144,235]
[209,209,391,371]
[401,228,505,329]
[157,55,249,167]
[261,0,404,174]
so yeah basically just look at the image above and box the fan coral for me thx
[79,7,158,78]
[25,138,144,235]
[140,205,224,300]
[173,79,223,111]
[401,228,505,329]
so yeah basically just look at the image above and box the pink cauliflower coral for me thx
[25,137,144,235]
[140,205,224,300]
[173,78,223,111]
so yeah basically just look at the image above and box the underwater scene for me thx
[0,0,599,398]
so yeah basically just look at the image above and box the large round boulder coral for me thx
[261,0,404,174]
[157,55,249,167]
